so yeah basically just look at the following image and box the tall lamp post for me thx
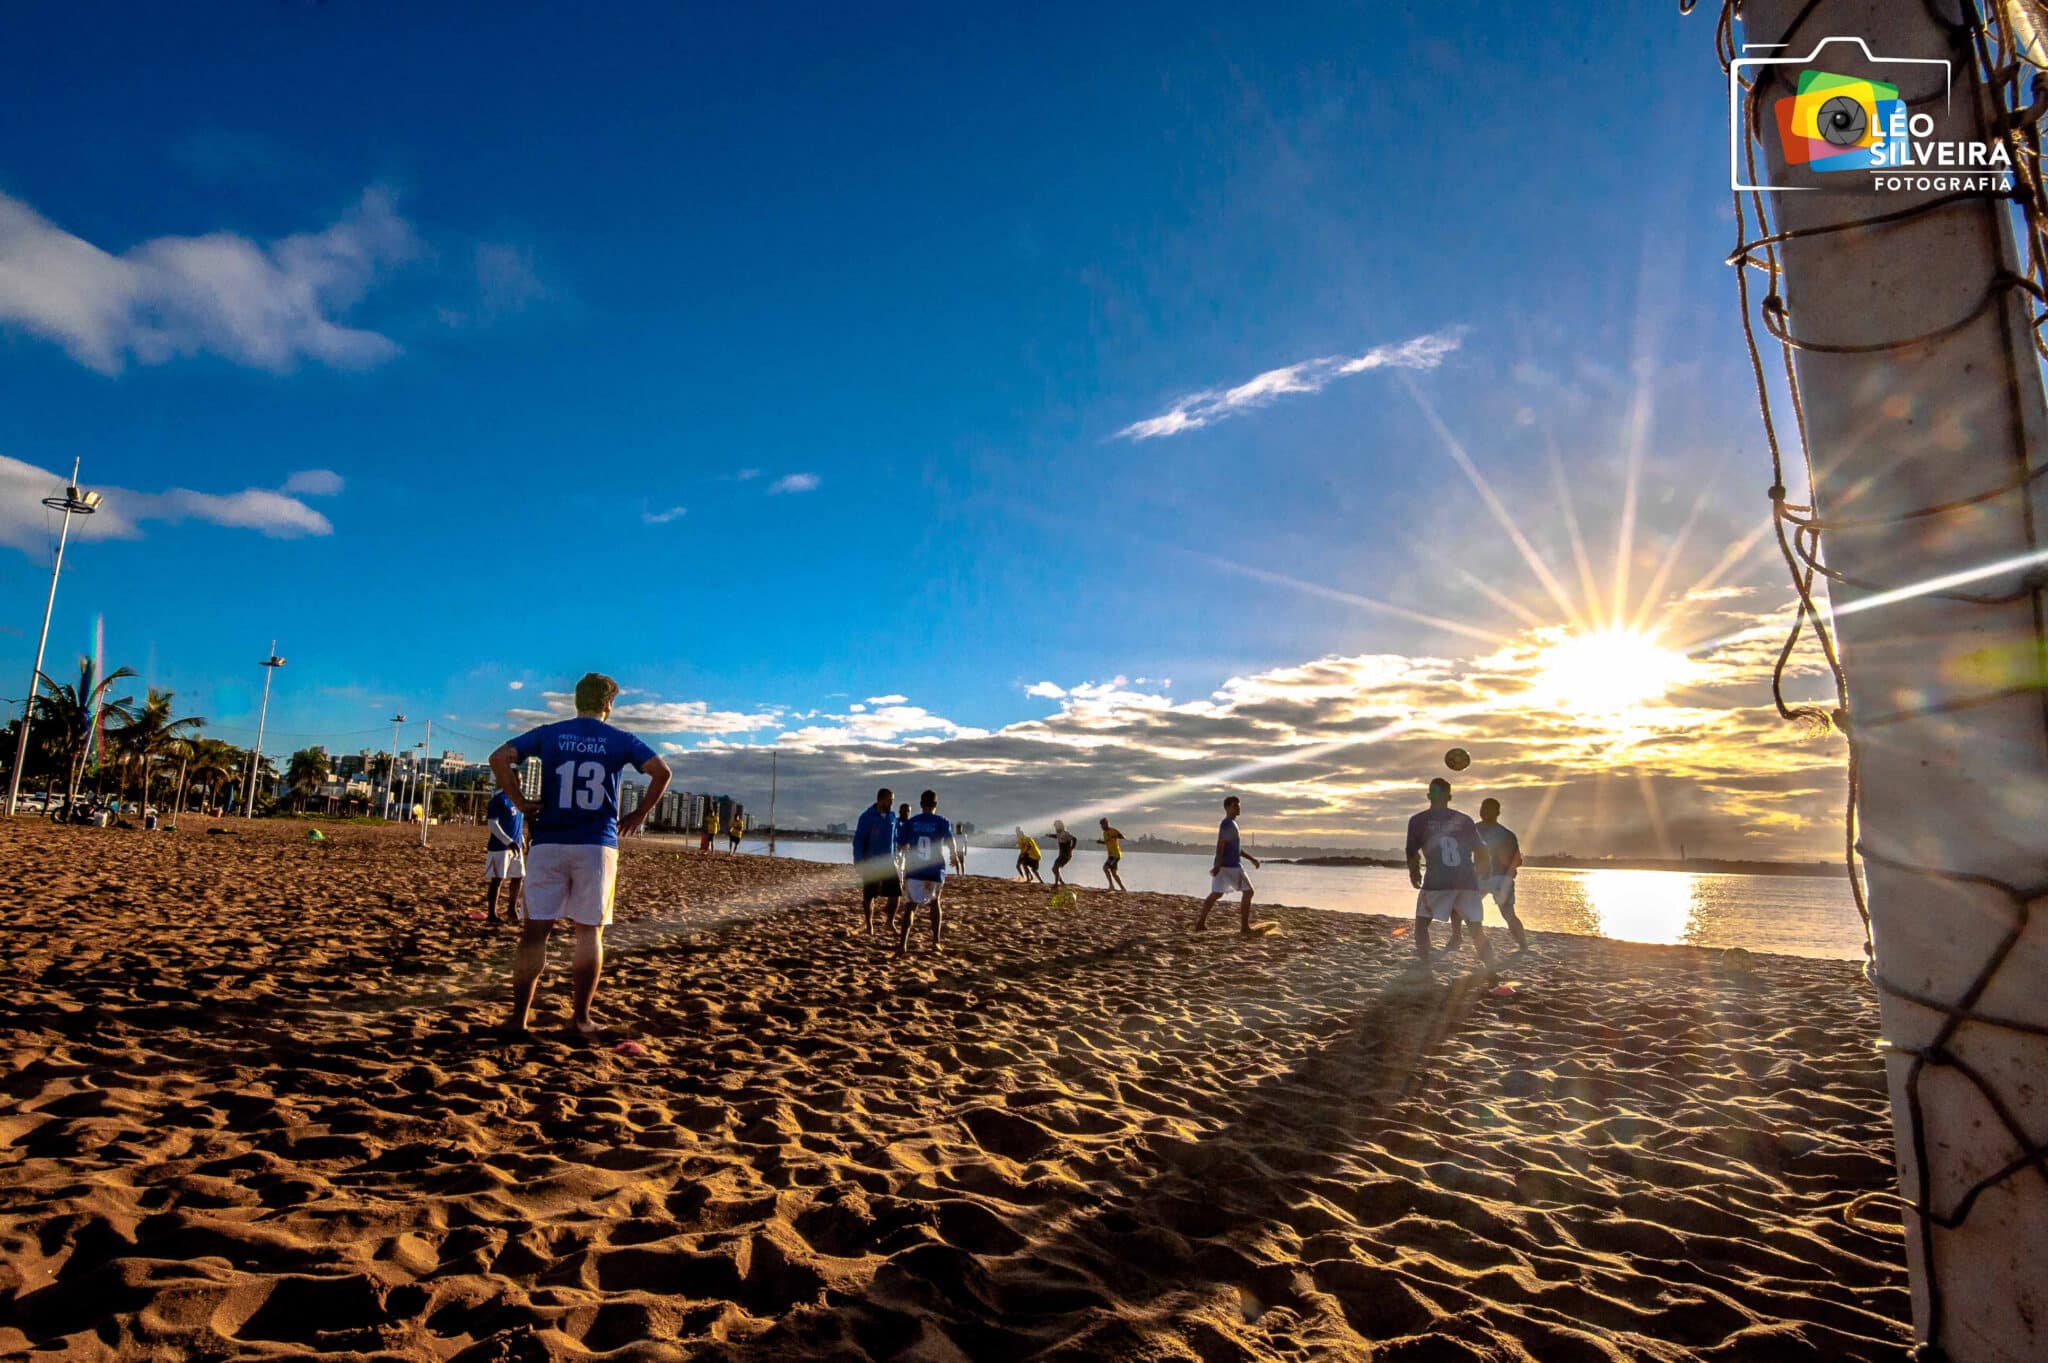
[242,643,286,818]
[385,711,405,819]
[418,718,433,847]
[6,460,100,818]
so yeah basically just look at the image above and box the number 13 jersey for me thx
[509,716,658,848]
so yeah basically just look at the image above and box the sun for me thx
[1532,627,1696,713]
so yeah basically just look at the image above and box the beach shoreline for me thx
[0,818,1910,1360]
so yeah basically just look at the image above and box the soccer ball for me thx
[1444,748,1471,772]
[1049,888,1079,910]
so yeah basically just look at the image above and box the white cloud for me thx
[282,469,344,496]
[472,590,1849,858]
[642,505,687,525]
[1117,329,1463,440]
[1025,681,1067,699]
[438,242,549,329]
[0,454,335,555]
[508,681,525,691]
[507,690,781,736]
[0,188,416,374]
[766,702,989,751]
[473,242,545,318]
[768,472,820,494]
[735,468,762,481]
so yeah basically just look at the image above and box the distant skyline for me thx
[0,4,1846,856]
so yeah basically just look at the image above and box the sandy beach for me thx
[0,818,1910,1361]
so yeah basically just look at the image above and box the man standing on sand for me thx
[490,672,671,1040]
[1195,795,1262,933]
[1451,797,1528,954]
[852,787,901,934]
[1099,817,1127,891]
[1015,827,1044,882]
[1407,777,1495,975]
[727,811,745,853]
[483,785,526,925]
[897,789,955,954]
[1050,819,1078,886]
[700,805,719,853]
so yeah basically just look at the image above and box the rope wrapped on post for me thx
[1689,2,2048,1358]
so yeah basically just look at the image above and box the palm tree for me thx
[32,657,138,815]
[110,687,205,806]
[182,738,240,814]
[285,747,331,812]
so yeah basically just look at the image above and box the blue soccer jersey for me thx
[1216,817,1243,868]
[900,811,954,882]
[1407,807,1486,891]
[486,791,524,851]
[1476,822,1520,875]
[509,716,658,848]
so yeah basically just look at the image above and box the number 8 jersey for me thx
[509,715,659,848]
[1406,807,1485,891]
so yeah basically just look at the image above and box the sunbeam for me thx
[1182,550,1503,645]
[1398,371,1588,632]
[1547,440,1609,633]
[1629,487,1712,636]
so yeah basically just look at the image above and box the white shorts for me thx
[904,878,942,906]
[485,849,526,880]
[1210,868,1253,896]
[1418,889,1484,924]
[523,843,618,927]
[1484,876,1516,913]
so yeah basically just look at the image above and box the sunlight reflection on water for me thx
[1575,869,1697,945]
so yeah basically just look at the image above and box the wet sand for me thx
[0,818,1910,1361]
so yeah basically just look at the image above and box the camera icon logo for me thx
[1774,70,1902,172]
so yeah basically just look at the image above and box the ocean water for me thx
[686,837,1870,961]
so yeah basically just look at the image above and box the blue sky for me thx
[0,4,1847,854]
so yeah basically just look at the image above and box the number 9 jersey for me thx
[509,715,659,848]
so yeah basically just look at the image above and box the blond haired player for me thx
[491,673,670,1039]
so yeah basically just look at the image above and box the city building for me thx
[519,757,543,801]
[620,783,642,817]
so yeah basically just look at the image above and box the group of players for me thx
[476,670,1530,1038]
[1191,779,1527,977]
[1010,818,1128,890]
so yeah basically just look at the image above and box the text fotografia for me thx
[1871,173,2011,192]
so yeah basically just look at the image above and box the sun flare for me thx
[1532,627,1695,713]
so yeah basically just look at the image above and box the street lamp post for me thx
[419,718,432,847]
[6,459,100,818]
[243,643,286,818]
[385,711,405,819]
